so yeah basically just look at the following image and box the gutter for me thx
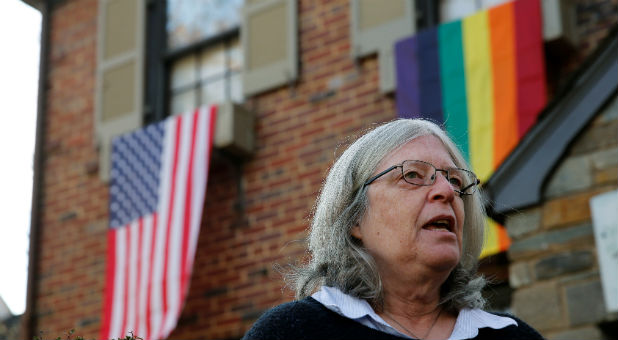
[22,0,51,339]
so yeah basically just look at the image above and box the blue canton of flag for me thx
[109,122,164,229]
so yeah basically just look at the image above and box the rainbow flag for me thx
[395,0,546,257]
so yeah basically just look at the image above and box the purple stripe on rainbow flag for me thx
[395,36,421,119]
[417,28,444,125]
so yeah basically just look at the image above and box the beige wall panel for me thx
[350,0,415,58]
[104,0,138,59]
[242,0,297,97]
[358,0,406,30]
[247,2,287,70]
[95,0,145,180]
[101,61,136,122]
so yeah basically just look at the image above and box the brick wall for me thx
[34,0,106,337]
[506,94,618,339]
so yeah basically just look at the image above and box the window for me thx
[145,0,298,123]
[167,0,243,50]
[168,36,243,116]
[166,0,244,116]
[440,0,509,22]
[144,0,244,123]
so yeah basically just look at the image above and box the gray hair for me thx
[292,119,487,313]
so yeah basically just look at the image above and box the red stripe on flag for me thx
[129,222,138,335]
[159,116,183,338]
[179,110,199,315]
[100,229,117,339]
[515,0,546,137]
[135,218,144,337]
[179,106,218,298]
[120,226,131,336]
[145,213,157,340]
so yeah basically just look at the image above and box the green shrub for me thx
[33,329,142,340]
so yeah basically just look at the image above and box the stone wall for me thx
[574,0,618,57]
[506,94,618,339]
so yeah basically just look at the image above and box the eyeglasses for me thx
[363,160,480,195]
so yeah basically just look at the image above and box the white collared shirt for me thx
[312,286,517,340]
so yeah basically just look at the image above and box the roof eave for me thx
[21,0,43,12]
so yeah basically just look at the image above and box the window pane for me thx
[201,80,225,105]
[481,0,509,8]
[440,0,477,22]
[440,0,509,22]
[200,45,225,79]
[170,54,197,90]
[229,38,243,72]
[171,89,197,116]
[167,0,244,51]
[167,17,245,116]
[230,73,243,103]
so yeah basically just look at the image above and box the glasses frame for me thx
[363,160,480,196]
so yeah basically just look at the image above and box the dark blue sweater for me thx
[243,297,544,340]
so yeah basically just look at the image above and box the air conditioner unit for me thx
[214,101,255,158]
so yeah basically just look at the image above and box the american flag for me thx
[100,106,217,340]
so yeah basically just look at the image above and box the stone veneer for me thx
[506,94,618,339]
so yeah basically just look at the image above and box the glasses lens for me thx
[448,168,477,194]
[402,160,433,186]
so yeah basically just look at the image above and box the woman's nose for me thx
[429,172,456,202]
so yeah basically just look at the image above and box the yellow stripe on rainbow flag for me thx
[463,10,494,183]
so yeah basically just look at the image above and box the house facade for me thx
[22,0,617,339]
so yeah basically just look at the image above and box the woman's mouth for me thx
[422,216,455,233]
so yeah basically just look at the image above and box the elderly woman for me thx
[243,119,543,340]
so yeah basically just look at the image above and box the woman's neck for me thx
[381,279,442,317]
[379,262,451,317]
[379,284,455,340]
[376,266,457,340]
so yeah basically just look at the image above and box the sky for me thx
[0,0,41,315]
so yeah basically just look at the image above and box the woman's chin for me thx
[422,246,460,271]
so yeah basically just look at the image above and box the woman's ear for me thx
[351,222,362,240]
